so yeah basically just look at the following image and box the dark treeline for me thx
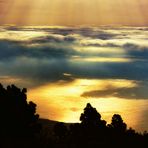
[0,84,148,148]
[53,103,148,148]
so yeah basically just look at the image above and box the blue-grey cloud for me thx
[123,43,148,59]
[0,26,148,93]
[0,39,78,60]
[74,27,119,40]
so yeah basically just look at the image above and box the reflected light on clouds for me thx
[0,30,46,41]
[71,57,132,63]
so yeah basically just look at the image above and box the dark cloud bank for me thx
[82,82,148,100]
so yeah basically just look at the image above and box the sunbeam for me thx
[0,0,148,26]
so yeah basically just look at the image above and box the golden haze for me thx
[0,0,148,26]
[28,79,148,131]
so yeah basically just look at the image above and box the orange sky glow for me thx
[28,79,148,131]
[0,0,148,26]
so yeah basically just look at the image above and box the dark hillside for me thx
[0,84,148,148]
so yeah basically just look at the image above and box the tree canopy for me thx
[0,84,40,137]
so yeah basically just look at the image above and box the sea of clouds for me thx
[0,26,148,99]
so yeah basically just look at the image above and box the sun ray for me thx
[0,0,148,26]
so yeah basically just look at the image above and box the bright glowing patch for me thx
[71,57,132,63]
[28,79,138,122]
[0,30,46,41]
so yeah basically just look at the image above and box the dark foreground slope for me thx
[39,109,148,148]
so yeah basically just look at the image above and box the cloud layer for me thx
[0,26,148,99]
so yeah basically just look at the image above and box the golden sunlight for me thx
[0,29,46,41]
[71,57,132,63]
[1,0,148,26]
[27,78,148,131]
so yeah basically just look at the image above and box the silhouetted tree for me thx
[80,103,102,126]
[0,84,40,138]
[109,114,127,133]
[58,103,148,148]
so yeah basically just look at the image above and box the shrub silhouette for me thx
[0,84,40,137]
[80,103,101,126]
[108,114,127,132]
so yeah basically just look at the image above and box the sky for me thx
[0,0,148,26]
[0,0,148,132]
[0,26,148,131]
